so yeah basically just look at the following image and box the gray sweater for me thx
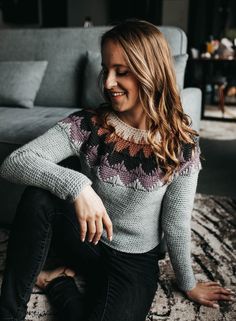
[0,109,202,291]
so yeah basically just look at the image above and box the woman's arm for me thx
[0,121,92,202]
[161,169,199,292]
[0,113,113,243]
[161,157,234,307]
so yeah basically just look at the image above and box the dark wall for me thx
[108,0,163,25]
[1,0,162,28]
[1,0,39,25]
[1,0,67,27]
[41,0,67,27]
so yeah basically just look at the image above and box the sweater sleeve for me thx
[161,138,202,292]
[0,111,92,202]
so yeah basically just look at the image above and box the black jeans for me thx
[0,186,161,321]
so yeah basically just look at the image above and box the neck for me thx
[116,109,147,130]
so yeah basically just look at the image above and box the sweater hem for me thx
[100,238,162,254]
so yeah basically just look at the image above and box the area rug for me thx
[0,193,235,321]
[199,119,236,140]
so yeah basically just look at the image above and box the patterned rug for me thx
[0,193,235,321]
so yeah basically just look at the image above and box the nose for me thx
[104,71,117,89]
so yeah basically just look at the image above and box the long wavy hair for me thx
[97,20,199,183]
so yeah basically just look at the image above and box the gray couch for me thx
[0,26,201,225]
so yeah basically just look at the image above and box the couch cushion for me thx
[0,106,79,145]
[81,51,188,109]
[0,61,48,108]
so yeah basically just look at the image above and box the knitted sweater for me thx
[0,109,202,291]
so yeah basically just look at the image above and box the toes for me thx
[64,268,76,277]
[36,272,47,289]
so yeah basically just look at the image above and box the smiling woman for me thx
[0,20,234,321]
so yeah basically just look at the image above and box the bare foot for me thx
[36,266,76,289]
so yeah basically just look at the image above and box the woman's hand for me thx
[185,281,235,308]
[73,185,113,244]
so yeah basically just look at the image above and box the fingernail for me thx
[213,304,220,309]
[109,236,113,241]
[81,238,85,242]
[94,241,98,245]
[88,239,92,242]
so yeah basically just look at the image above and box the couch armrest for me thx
[181,88,202,132]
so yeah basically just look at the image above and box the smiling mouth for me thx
[109,91,126,97]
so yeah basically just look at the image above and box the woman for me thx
[0,20,234,321]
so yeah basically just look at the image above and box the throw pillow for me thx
[0,61,48,108]
[81,51,188,109]
[81,51,105,109]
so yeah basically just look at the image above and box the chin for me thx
[111,104,129,113]
[111,104,123,112]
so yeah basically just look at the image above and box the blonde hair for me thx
[98,20,199,183]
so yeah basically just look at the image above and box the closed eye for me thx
[116,71,129,76]
[101,67,129,78]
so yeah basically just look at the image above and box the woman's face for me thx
[101,40,142,114]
